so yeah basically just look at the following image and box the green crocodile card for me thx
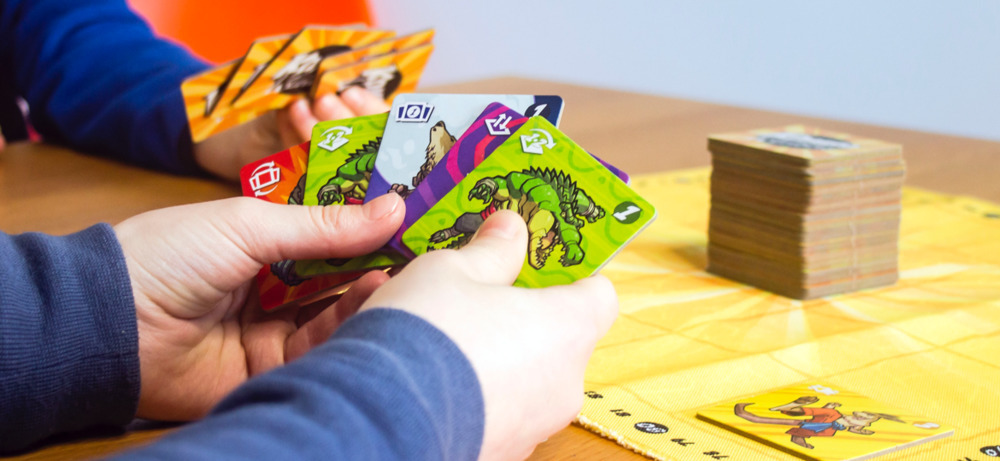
[296,112,406,276]
[402,117,656,288]
[304,112,388,206]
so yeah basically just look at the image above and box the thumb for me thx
[454,210,528,286]
[219,193,404,264]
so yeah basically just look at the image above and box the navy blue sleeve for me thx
[0,224,140,454]
[0,0,209,174]
[117,309,485,460]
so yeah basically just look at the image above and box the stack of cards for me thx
[240,94,656,309]
[183,26,434,142]
[706,125,905,299]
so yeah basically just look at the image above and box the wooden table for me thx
[2,77,998,460]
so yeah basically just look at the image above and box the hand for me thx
[193,86,390,180]
[360,211,618,460]
[113,194,404,421]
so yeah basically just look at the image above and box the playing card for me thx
[231,26,394,111]
[697,383,953,461]
[181,60,238,142]
[402,117,655,288]
[291,113,406,276]
[311,29,435,99]
[220,35,292,110]
[303,113,388,206]
[311,44,433,102]
[239,142,367,310]
[708,125,904,168]
[387,103,529,256]
[240,141,311,203]
[388,102,629,257]
[365,93,564,203]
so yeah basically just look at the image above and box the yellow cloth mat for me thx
[578,168,1000,460]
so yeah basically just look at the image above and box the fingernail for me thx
[292,98,310,114]
[316,93,336,111]
[341,86,365,106]
[365,194,399,220]
[478,214,520,240]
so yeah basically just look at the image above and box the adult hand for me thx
[360,211,619,460]
[193,86,390,180]
[113,194,404,421]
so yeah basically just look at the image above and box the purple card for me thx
[592,151,630,185]
[388,102,631,256]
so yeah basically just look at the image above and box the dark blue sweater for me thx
[1,0,206,174]
[0,226,485,458]
[0,0,485,457]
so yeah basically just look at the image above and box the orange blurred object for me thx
[127,0,373,64]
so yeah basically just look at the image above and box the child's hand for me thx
[114,194,404,421]
[193,87,389,180]
[360,211,619,461]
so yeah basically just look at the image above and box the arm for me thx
[1,0,208,174]
[115,309,484,460]
[119,210,617,460]
[0,225,139,453]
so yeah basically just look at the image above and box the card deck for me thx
[239,142,368,310]
[311,44,433,103]
[231,26,394,110]
[181,60,238,142]
[311,29,435,99]
[698,383,952,461]
[402,117,655,288]
[707,126,904,167]
[710,168,904,212]
[183,26,434,144]
[365,93,565,203]
[220,35,294,110]
[711,153,906,185]
[706,125,904,299]
[709,208,901,244]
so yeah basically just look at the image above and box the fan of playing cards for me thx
[239,94,656,310]
[182,25,435,142]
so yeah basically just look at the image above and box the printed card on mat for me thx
[697,383,953,461]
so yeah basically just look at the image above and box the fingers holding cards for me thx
[215,26,655,307]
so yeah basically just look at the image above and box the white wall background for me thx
[369,1,1000,142]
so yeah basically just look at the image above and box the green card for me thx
[296,112,405,276]
[303,112,387,206]
[402,117,656,287]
